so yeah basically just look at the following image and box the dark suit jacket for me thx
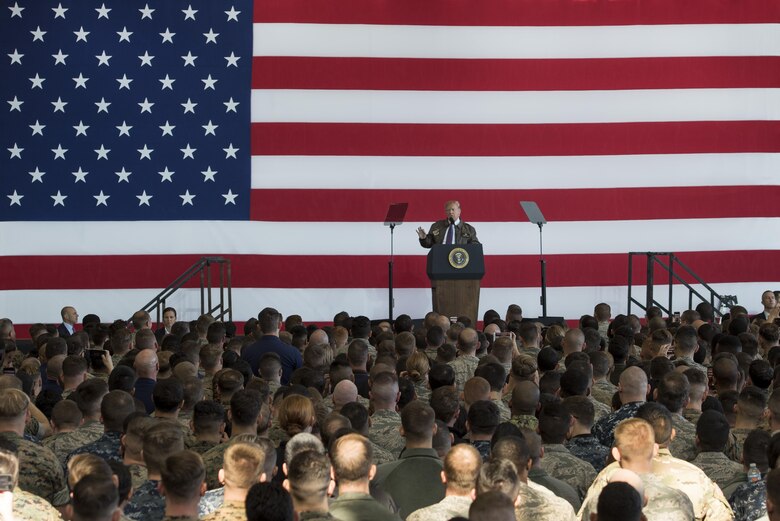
[241,334,303,385]
[57,323,72,338]
[419,219,479,248]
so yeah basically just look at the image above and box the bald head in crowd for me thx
[619,366,649,403]
[511,381,540,415]
[370,372,399,410]
[134,350,159,379]
[332,380,358,411]
[458,328,479,355]
[563,329,585,356]
[442,444,482,495]
[309,329,329,347]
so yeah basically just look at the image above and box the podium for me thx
[426,244,485,325]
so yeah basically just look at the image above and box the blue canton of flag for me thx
[0,0,251,220]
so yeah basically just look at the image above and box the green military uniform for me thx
[539,443,596,501]
[298,511,338,521]
[518,481,577,521]
[447,354,479,395]
[202,442,230,490]
[509,414,538,431]
[493,397,511,422]
[47,420,104,466]
[683,408,702,426]
[406,495,471,521]
[528,467,580,511]
[579,469,695,521]
[0,432,69,507]
[202,500,245,521]
[669,413,697,461]
[727,427,753,463]
[690,451,744,492]
[329,492,401,521]
[368,409,404,458]
[186,438,219,455]
[12,489,64,521]
[591,379,617,407]
[127,463,148,491]
[588,395,611,423]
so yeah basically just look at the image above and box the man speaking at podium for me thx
[417,200,480,248]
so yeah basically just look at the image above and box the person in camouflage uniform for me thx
[490,435,578,521]
[538,402,596,500]
[42,399,82,466]
[682,367,709,427]
[690,411,745,492]
[199,345,223,402]
[562,396,610,472]
[518,428,581,510]
[728,387,768,463]
[655,372,698,461]
[406,444,479,521]
[405,352,432,405]
[124,421,185,521]
[159,450,205,521]
[282,448,339,521]
[185,400,226,455]
[729,429,773,521]
[589,350,618,408]
[122,415,154,491]
[474,362,511,422]
[66,390,136,466]
[203,390,268,489]
[673,326,709,377]
[202,441,266,521]
[592,366,649,448]
[0,443,62,521]
[0,389,69,508]
[338,403,396,466]
[368,372,405,458]
[578,420,695,521]
[447,328,480,395]
[635,402,733,521]
[50,378,108,465]
[508,380,540,432]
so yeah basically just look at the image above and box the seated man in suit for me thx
[417,200,479,247]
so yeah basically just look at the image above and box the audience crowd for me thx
[0,291,780,521]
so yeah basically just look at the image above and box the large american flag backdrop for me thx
[1,0,779,331]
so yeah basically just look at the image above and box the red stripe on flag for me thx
[252,56,780,91]
[0,251,775,290]
[253,0,780,26]
[251,121,780,157]
[249,186,780,222]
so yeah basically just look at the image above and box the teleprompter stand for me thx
[520,201,563,324]
[384,203,408,322]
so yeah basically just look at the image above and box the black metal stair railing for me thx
[134,257,232,325]
[627,252,737,318]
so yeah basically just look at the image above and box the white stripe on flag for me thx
[0,283,771,325]
[2,218,779,256]
[250,88,780,124]
[253,23,780,59]
[251,154,780,190]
